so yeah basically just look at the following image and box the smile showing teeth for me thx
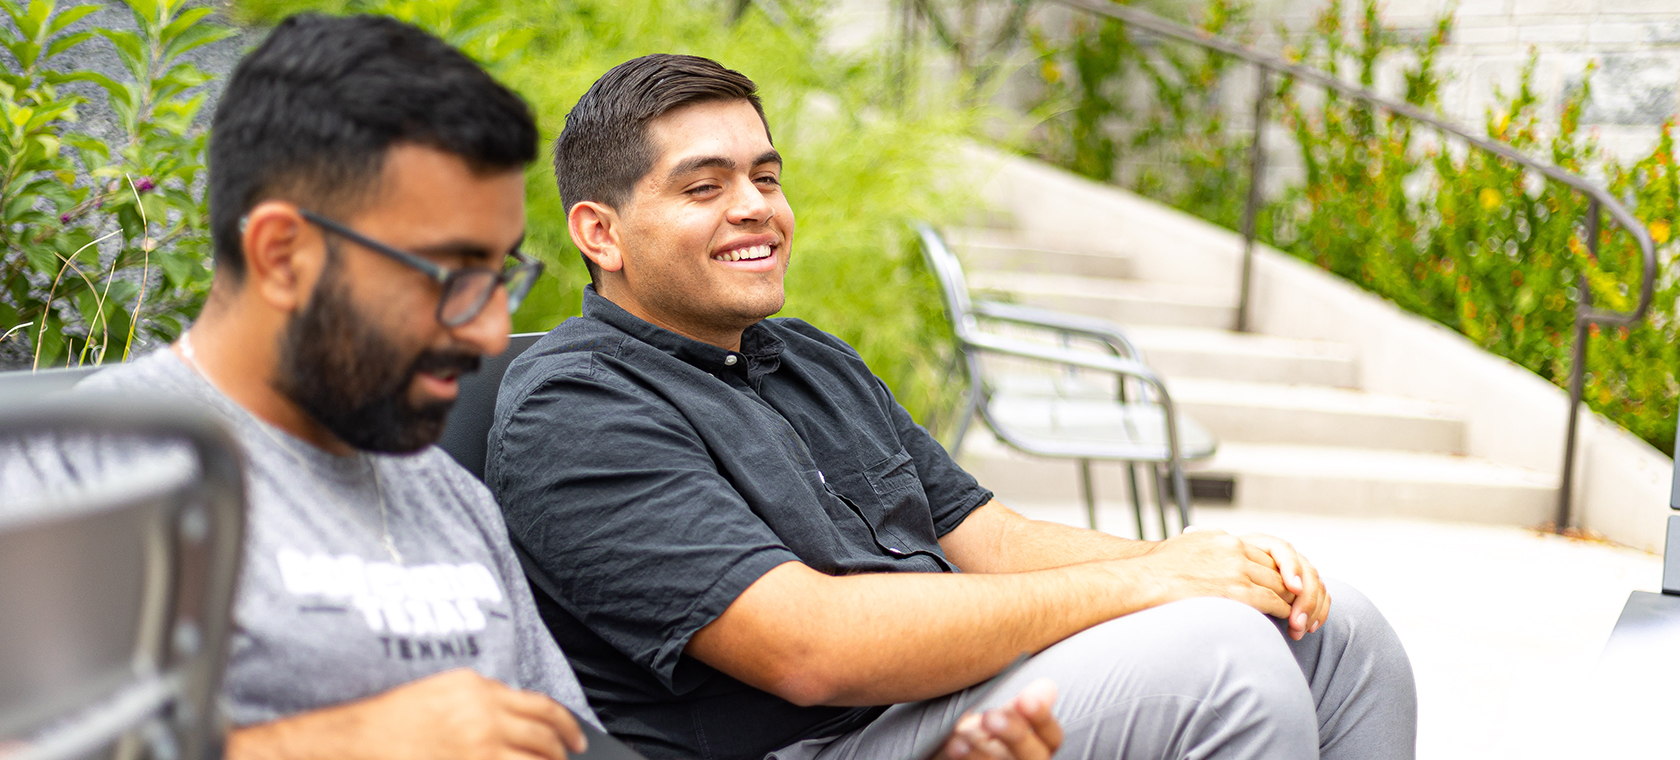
[713,244,773,263]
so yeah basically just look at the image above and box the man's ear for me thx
[240,200,320,315]
[569,200,626,275]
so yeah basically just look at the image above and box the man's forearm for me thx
[226,704,371,760]
[687,555,1168,707]
[939,501,1154,574]
[223,669,585,760]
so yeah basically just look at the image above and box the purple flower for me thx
[135,177,156,193]
[59,214,71,224]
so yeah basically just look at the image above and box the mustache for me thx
[409,349,482,379]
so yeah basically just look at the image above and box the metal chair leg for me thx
[1126,463,1146,540]
[1171,463,1192,534]
[948,386,980,455]
[1154,464,1173,538]
[1079,459,1098,530]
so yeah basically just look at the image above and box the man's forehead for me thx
[644,100,774,177]
[349,144,527,253]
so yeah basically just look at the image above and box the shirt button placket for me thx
[723,354,739,367]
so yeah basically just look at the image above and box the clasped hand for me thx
[1141,528,1330,640]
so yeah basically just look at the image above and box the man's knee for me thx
[1048,597,1312,715]
[1322,580,1382,630]
[1315,579,1412,670]
[1133,597,1307,693]
[1027,598,1318,757]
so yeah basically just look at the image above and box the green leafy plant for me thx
[1029,0,1251,228]
[0,0,233,369]
[1026,0,1680,454]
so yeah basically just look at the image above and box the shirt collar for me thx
[582,285,783,380]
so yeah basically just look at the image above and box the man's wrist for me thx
[1067,555,1165,618]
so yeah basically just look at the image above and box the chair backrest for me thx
[915,224,978,342]
[438,332,545,481]
[0,366,99,400]
[0,397,245,760]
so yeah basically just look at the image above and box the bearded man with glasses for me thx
[2,13,593,760]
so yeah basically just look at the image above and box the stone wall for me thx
[1250,0,1680,162]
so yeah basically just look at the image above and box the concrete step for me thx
[956,433,1557,527]
[945,227,1136,280]
[1191,442,1558,525]
[1169,378,1468,454]
[983,375,1465,453]
[968,271,1236,329]
[1125,326,1360,388]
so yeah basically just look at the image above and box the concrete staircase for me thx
[946,226,1560,534]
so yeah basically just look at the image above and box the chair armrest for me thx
[961,332,1170,401]
[971,300,1141,359]
[961,332,1196,466]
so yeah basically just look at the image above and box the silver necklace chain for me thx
[177,332,404,564]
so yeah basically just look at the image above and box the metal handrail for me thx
[1045,0,1659,531]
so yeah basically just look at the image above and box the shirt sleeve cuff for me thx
[933,486,995,538]
[648,544,803,690]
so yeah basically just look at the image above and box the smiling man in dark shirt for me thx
[488,54,1417,760]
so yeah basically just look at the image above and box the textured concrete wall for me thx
[1250,0,1680,162]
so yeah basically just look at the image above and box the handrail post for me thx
[1235,63,1270,333]
[1555,199,1600,533]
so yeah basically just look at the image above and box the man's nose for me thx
[726,177,775,225]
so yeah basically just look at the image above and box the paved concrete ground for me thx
[1002,500,1666,759]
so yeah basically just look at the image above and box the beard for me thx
[274,253,481,454]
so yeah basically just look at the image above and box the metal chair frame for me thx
[917,223,1215,538]
[0,396,245,760]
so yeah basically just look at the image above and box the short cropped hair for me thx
[555,54,767,214]
[207,13,538,282]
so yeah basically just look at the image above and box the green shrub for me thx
[0,0,233,368]
[1026,0,1680,454]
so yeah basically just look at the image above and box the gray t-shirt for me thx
[2,349,598,729]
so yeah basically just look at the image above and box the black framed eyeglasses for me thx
[297,209,545,328]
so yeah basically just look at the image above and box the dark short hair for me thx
[208,13,538,282]
[554,55,767,280]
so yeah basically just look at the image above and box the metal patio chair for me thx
[0,395,245,760]
[916,223,1216,538]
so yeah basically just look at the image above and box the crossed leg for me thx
[768,579,1415,760]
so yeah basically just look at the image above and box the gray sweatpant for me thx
[767,579,1416,760]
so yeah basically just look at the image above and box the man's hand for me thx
[938,679,1061,760]
[1239,532,1330,640]
[227,668,589,760]
[1129,528,1293,620]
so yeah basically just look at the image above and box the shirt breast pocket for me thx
[858,449,937,544]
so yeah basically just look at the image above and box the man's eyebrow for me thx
[666,155,736,182]
[412,242,491,261]
[411,232,526,263]
[664,150,783,183]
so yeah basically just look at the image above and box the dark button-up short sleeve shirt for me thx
[486,287,992,760]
